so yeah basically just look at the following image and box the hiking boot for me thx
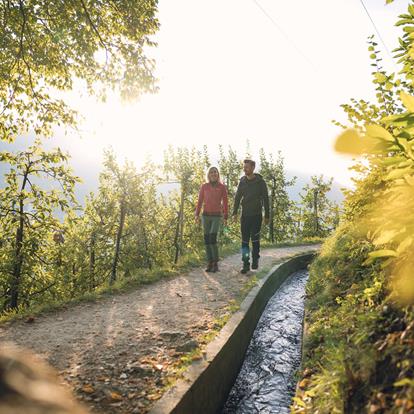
[252,258,259,270]
[205,261,213,272]
[212,261,219,273]
[240,262,250,274]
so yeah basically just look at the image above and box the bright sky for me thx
[54,0,408,188]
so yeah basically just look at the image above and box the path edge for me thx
[150,252,316,414]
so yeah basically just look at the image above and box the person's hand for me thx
[195,215,201,225]
[223,218,228,227]
[232,214,238,223]
[264,217,269,226]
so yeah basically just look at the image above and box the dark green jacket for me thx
[232,174,269,218]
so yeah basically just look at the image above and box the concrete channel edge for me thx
[150,252,316,414]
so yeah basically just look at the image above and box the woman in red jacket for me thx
[195,167,229,272]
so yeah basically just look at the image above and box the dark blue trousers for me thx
[241,214,262,263]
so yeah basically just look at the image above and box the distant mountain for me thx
[287,172,345,203]
[0,138,346,207]
[0,158,345,206]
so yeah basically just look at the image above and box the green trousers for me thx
[202,215,222,262]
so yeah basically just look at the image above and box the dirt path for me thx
[0,245,318,413]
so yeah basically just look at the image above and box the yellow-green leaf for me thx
[365,124,394,141]
[394,378,414,387]
[385,166,413,180]
[334,129,365,155]
[397,237,413,253]
[373,230,399,245]
[374,72,387,83]
[380,156,407,166]
[405,175,414,186]
[292,397,306,408]
[400,91,414,112]
[368,249,398,259]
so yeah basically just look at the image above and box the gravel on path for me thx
[0,245,319,414]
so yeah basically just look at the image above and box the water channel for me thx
[222,269,309,414]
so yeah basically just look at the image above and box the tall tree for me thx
[299,175,338,238]
[0,1,159,141]
[0,140,79,309]
[96,150,143,285]
[259,149,296,243]
[218,145,242,198]
[164,146,208,264]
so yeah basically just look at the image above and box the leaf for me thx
[110,391,123,401]
[397,237,413,253]
[335,128,383,156]
[292,397,306,407]
[82,385,95,394]
[385,166,413,180]
[405,175,414,186]
[380,257,395,269]
[334,129,365,155]
[374,72,387,83]
[382,112,414,128]
[364,249,398,265]
[394,378,414,387]
[368,249,398,259]
[147,393,160,401]
[373,230,399,245]
[380,156,407,166]
[400,91,414,112]
[365,124,394,141]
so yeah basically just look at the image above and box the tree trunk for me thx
[89,231,96,290]
[274,200,280,242]
[313,189,319,235]
[269,188,274,243]
[10,225,23,309]
[297,208,302,237]
[140,217,152,269]
[9,172,29,309]
[173,209,181,265]
[110,200,126,284]
[174,187,185,264]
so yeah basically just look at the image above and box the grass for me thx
[0,239,319,324]
[292,225,414,414]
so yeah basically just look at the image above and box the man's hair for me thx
[243,159,256,168]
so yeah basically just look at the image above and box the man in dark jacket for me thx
[232,159,269,273]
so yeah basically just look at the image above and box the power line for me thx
[358,0,396,67]
[251,0,316,69]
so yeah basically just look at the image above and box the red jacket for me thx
[195,182,229,219]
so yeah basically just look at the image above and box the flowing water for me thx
[222,269,309,414]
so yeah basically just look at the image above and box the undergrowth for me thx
[292,223,414,413]
[0,240,317,324]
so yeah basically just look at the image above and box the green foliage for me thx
[0,1,159,141]
[259,149,297,242]
[0,0,338,329]
[0,139,79,309]
[294,223,413,414]
[163,146,209,263]
[294,3,414,412]
[0,140,331,314]
[218,145,242,197]
[299,175,340,238]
